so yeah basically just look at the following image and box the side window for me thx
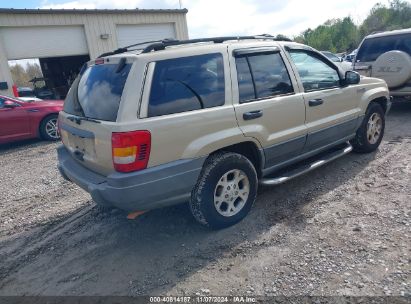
[235,52,294,103]
[289,51,340,92]
[236,57,255,101]
[148,53,225,117]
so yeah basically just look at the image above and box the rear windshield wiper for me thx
[67,115,101,125]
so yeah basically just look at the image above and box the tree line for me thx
[10,62,43,89]
[284,0,411,53]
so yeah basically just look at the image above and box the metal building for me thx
[0,8,188,98]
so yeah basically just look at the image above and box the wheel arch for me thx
[38,113,59,138]
[209,141,264,177]
[369,96,390,113]
[360,87,390,114]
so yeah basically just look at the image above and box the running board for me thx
[260,143,353,186]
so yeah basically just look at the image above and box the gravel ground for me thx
[0,102,410,296]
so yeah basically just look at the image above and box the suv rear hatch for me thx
[59,57,133,176]
[355,33,411,75]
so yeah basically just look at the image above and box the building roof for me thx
[0,8,188,14]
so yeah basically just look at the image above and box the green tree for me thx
[10,62,43,88]
[360,0,411,36]
[294,0,411,53]
[275,34,292,41]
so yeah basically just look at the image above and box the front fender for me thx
[358,79,390,114]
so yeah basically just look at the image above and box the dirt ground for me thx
[0,102,410,296]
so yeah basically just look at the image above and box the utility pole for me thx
[179,0,182,9]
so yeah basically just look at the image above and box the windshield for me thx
[64,62,131,122]
[322,52,340,62]
[356,34,411,62]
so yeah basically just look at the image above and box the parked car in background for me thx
[345,49,357,62]
[336,52,346,60]
[321,51,352,71]
[17,87,36,97]
[0,95,63,144]
[57,36,390,229]
[17,79,55,100]
[30,77,55,100]
[354,28,411,100]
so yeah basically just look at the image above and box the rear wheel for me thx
[40,114,60,141]
[190,152,258,229]
[351,103,385,153]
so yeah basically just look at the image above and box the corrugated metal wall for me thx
[0,10,188,96]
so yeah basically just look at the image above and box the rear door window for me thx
[148,53,225,117]
[64,62,131,122]
[356,34,411,62]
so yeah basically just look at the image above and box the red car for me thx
[0,95,63,144]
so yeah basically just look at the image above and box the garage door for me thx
[117,24,176,48]
[0,26,88,60]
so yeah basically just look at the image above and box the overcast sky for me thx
[1,0,390,38]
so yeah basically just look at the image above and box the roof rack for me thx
[98,34,292,57]
[98,39,168,57]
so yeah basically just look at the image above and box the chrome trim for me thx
[260,142,353,186]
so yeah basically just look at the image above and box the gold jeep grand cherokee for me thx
[57,35,391,229]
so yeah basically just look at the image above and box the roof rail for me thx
[98,34,292,57]
[141,34,292,53]
[98,39,169,57]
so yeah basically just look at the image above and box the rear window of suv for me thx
[148,53,225,117]
[356,33,411,62]
[64,62,131,122]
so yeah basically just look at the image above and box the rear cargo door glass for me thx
[64,62,131,122]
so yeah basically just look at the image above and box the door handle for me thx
[308,99,324,107]
[27,109,39,112]
[243,110,263,120]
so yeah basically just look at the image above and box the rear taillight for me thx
[112,131,151,173]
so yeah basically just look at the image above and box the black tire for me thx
[190,152,258,229]
[40,114,60,141]
[351,103,385,153]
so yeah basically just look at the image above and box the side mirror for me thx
[345,71,360,85]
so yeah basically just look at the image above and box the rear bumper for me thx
[57,146,205,211]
